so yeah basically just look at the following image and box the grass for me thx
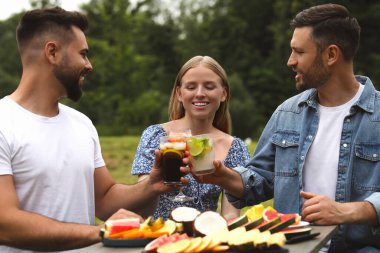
[100,136,141,184]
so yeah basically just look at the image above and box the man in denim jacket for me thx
[193,4,380,252]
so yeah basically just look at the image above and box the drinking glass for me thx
[187,134,215,175]
[159,130,193,202]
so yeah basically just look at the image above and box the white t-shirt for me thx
[303,84,364,198]
[0,97,105,253]
[303,84,364,253]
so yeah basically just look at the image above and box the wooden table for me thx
[285,225,338,253]
[77,225,338,253]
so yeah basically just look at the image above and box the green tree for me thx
[175,0,290,137]
[1,0,380,138]
[30,0,61,8]
[0,15,22,98]
[72,0,180,135]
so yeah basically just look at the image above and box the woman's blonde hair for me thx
[168,56,232,134]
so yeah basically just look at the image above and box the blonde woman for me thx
[132,56,250,221]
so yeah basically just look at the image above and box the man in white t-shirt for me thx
[0,7,184,253]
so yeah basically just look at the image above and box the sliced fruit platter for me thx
[100,216,181,247]
[100,205,312,252]
[232,204,312,241]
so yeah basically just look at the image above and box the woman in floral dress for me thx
[132,56,250,221]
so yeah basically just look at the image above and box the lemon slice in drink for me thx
[187,138,204,156]
[162,149,183,158]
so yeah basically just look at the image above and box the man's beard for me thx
[297,54,331,92]
[53,55,83,102]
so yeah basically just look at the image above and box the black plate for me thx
[141,248,288,253]
[282,227,312,240]
[286,232,320,244]
[102,237,154,247]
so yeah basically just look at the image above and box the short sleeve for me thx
[0,131,12,175]
[93,126,106,169]
[223,137,251,168]
[131,125,166,175]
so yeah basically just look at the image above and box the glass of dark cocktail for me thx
[159,130,193,202]
[160,135,186,185]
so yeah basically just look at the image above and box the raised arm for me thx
[94,150,187,220]
[135,174,161,218]
[220,137,251,220]
[194,160,245,198]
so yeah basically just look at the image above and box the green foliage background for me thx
[1,0,380,139]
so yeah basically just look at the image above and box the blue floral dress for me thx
[131,124,251,219]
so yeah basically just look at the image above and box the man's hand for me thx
[106,208,144,223]
[183,159,244,198]
[191,160,230,186]
[301,191,378,226]
[301,191,347,225]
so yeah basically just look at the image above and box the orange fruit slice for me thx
[142,230,168,238]
[117,228,144,239]
[108,228,142,239]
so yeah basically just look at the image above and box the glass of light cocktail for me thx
[187,134,215,175]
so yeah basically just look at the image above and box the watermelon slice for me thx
[263,208,301,226]
[105,218,140,235]
[244,217,264,230]
[144,233,189,252]
[144,234,169,252]
[282,227,312,240]
[227,214,248,230]
[262,209,281,222]
[280,213,301,224]
[268,217,296,234]
[257,217,281,232]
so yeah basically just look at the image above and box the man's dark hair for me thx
[16,7,88,53]
[290,3,360,60]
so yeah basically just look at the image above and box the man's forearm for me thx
[343,201,378,225]
[0,209,100,251]
[96,179,160,220]
[219,168,245,199]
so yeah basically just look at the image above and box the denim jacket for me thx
[227,76,380,252]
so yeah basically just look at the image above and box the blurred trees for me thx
[1,0,380,138]
[0,15,22,96]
